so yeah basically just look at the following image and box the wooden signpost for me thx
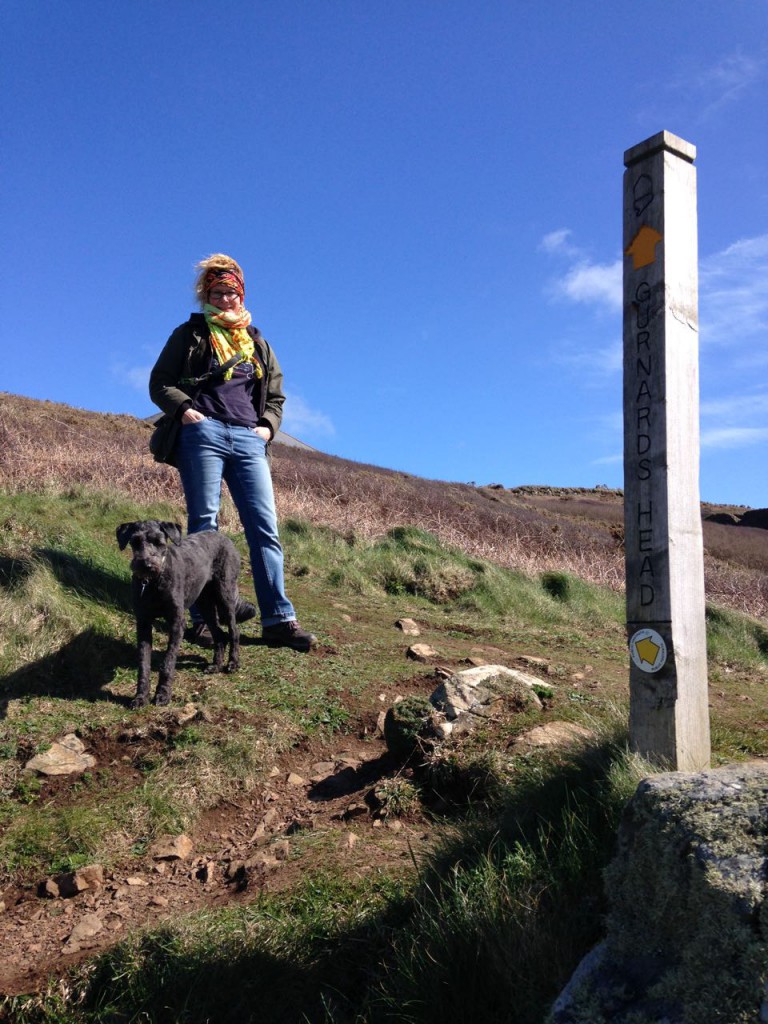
[623,131,711,771]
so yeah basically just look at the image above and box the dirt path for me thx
[0,726,428,997]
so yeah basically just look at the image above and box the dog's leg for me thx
[197,586,227,674]
[132,618,153,709]
[222,582,240,675]
[154,611,184,705]
[211,568,240,675]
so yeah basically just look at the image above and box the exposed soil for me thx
[0,721,430,997]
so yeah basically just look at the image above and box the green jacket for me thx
[149,313,285,440]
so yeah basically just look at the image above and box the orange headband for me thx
[204,268,244,299]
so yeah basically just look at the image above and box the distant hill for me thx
[1,390,767,620]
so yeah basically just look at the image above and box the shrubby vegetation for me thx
[1,392,766,1023]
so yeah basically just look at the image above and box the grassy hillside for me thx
[0,392,766,1023]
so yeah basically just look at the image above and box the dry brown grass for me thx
[2,391,767,619]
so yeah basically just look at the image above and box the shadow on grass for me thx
[0,628,137,717]
[0,554,35,589]
[37,547,132,613]
[0,629,217,719]
[60,900,411,1024]
[28,739,632,1024]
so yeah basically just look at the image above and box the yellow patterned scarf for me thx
[203,305,263,380]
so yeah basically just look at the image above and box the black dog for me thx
[116,521,241,708]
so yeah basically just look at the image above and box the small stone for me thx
[26,734,97,776]
[249,822,267,842]
[311,761,336,776]
[246,853,279,872]
[396,618,421,636]
[124,876,149,887]
[225,861,245,881]
[149,895,169,908]
[42,878,60,899]
[386,820,403,832]
[197,861,216,884]
[518,655,549,669]
[75,864,105,890]
[150,834,194,861]
[511,721,595,753]
[407,644,439,663]
[58,864,104,897]
[173,703,199,726]
[344,833,358,849]
[268,766,281,778]
[286,772,306,786]
[343,802,368,820]
[64,912,103,947]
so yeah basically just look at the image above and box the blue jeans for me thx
[175,417,296,627]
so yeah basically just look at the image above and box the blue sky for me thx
[4,2,767,507]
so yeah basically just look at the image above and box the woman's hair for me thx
[193,253,245,306]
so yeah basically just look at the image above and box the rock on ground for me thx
[550,762,768,1024]
[25,734,96,776]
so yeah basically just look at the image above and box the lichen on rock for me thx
[550,762,768,1024]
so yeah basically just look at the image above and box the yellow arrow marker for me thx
[625,225,663,270]
[635,636,661,666]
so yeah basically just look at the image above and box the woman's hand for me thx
[181,409,205,425]
[253,425,271,442]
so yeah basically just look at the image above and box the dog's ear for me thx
[160,522,183,546]
[116,523,136,550]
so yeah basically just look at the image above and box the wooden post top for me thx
[624,131,696,168]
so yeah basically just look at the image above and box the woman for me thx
[149,253,316,652]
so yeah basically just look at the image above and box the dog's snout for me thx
[130,554,154,576]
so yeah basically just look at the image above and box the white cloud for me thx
[539,229,578,256]
[701,392,768,419]
[700,426,768,450]
[282,393,335,439]
[693,51,765,118]
[555,338,622,378]
[543,227,768,360]
[540,228,622,313]
[700,387,768,453]
[657,50,766,126]
[700,233,768,348]
[558,260,623,311]
[113,363,152,392]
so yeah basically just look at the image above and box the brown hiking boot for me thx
[185,621,212,647]
[235,598,258,623]
[262,620,317,652]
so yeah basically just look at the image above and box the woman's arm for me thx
[149,323,195,419]
[257,339,286,439]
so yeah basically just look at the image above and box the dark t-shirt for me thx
[193,355,260,428]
